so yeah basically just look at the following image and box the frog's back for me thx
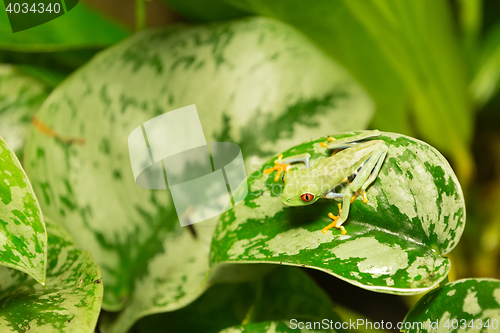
[313,140,383,183]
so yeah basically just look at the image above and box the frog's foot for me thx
[322,203,346,235]
[264,154,291,182]
[320,136,336,148]
[350,189,368,204]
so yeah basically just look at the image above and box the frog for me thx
[264,130,388,235]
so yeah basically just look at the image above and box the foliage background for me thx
[0,0,499,332]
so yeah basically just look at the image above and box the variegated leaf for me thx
[210,132,465,295]
[0,65,48,159]
[132,266,342,333]
[403,278,500,332]
[0,135,46,284]
[0,220,103,332]
[23,16,373,332]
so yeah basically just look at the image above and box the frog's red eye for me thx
[300,193,314,202]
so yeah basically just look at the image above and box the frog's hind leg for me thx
[349,143,388,203]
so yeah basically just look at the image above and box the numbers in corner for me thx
[5,2,61,14]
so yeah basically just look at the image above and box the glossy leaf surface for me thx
[23,17,373,332]
[471,23,500,106]
[163,0,410,135]
[0,135,46,284]
[0,221,103,332]
[210,132,466,295]
[164,0,475,183]
[403,278,500,332]
[0,65,48,158]
[133,266,342,333]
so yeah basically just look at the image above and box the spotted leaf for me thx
[0,135,46,284]
[210,131,465,295]
[0,65,49,159]
[0,220,103,332]
[131,266,342,333]
[403,278,500,332]
[23,16,373,332]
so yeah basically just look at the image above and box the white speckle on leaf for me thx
[463,288,481,316]
[406,255,447,284]
[447,289,456,296]
[365,186,379,210]
[385,277,394,286]
[438,311,452,331]
[380,143,438,239]
[493,288,500,305]
[216,192,283,242]
[242,190,284,220]
[227,233,267,259]
[434,191,463,253]
[266,228,334,256]
[329,237,408,277]
[378,134,465,255]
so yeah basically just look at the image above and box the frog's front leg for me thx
[321,191,353,235]
[323,130,381,150]
[264,153,311,182]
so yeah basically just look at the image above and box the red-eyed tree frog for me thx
[265,130,388,235]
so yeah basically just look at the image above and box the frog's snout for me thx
[281,193,291,205]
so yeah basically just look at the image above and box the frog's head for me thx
[281,169,322,206]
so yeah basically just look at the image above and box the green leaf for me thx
[23,16,374,323]
[131,266,342,333]
[471,23,500,106]
[338,0,474,184]
[457,0,482,67]
[403,278,500,332]
[0,220,103,332]
[210,131,466,295]
[0,2,129,51]
[11,64,65,90]
[0,135,46,284]
[0,49,100,86]
[0,65,49,158]
[169,0,475,183]
[164,0,410,135]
